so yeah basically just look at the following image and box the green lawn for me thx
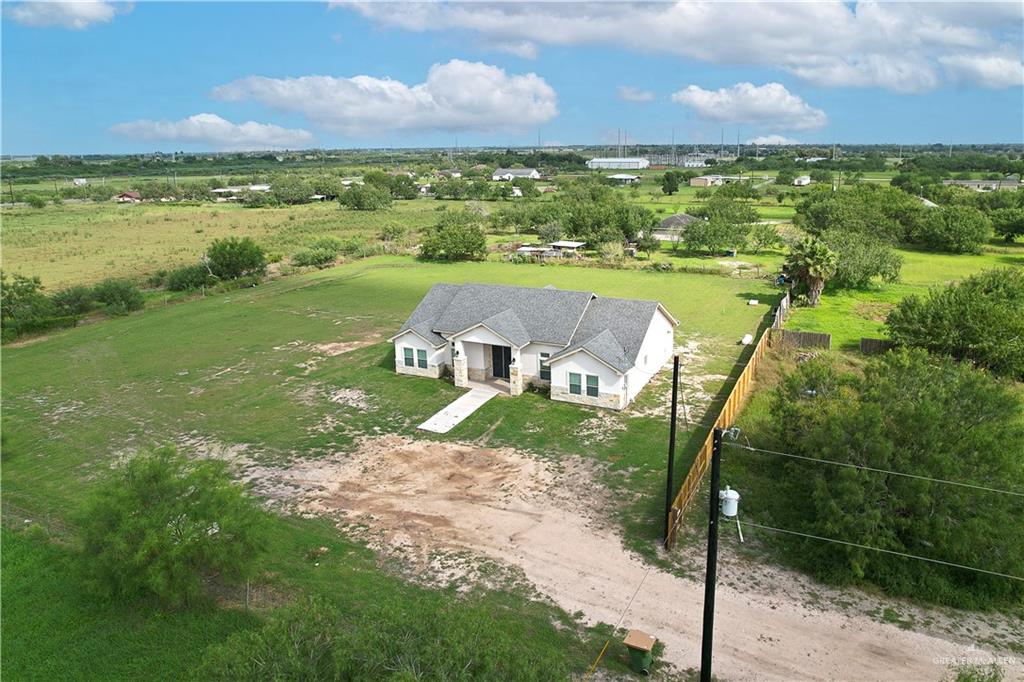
[2,256,777,677]
[788,242,1024,349]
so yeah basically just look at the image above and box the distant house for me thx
[942,179,1020,191]
[658,213,698,231]
[115,191,141,203]
[211,184,272,201]
[548,240,587,256]
[689,175,724,187]
[793,175,812,186]
[389,283,678,410]
[492,168,540,181]
[607,173,641,184]
[587,158,650,170]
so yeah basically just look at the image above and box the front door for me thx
[491,345,512,380]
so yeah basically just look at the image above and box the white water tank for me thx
[719,486,740,518]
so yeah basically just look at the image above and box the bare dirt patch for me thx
[229,433,1020,680]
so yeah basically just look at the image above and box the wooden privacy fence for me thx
[860,337,895,354]
[664,323,772,549]
[772,329,831,350]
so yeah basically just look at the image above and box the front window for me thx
[403,347,414,367]
[586,375,599,397]
[540,352,551,381]
[569,372,581,395]
[417,349,428,369]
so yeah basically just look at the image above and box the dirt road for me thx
[243,435,1022,681]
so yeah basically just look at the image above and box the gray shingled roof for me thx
[549,296,661,372]
[658,213,698,231]
[393,283,674,372]
[432,284,592,345]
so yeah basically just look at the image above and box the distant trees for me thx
[683,217,749,255]
[886,268,1024,380]
[79,448,267,607]
[764,349,1024,608]
[419,210,488,261]
[748,223,781,254]
[774,169,796,186]
[820,229,902,289]
[661,171,682,195]
[338,185,393,211]
[990,207,1024,242]
[785,237,837,306]
[206,237,267,280]
[914,205,993,253]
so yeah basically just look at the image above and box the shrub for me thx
[988,207,1024,242]
[51,285,94,317]
[748,223,781,254]
[78,447,267,607]
[292,247,338,268]
[165,264,213,291]
[379,224,406,242]
[338,185,392,211]
[764,349,1024,608]
[199,592,575,680]
[206,237,266,280]
[1,272,58,341]
[419,210,488,261]
[25,194,47,209]
[886,268,1024,379]
[91,278,144,315]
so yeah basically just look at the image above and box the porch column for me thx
[508,347,524,396]
[453,340,469,388]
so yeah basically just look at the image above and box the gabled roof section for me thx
[389,283,459,346]
[551,296,673,373]
[433,284,593,346]
[477,309,531,347]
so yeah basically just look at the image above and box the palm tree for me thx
[785,237,837,307]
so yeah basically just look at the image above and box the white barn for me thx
[587,157,650,170]
[389,283,677,410]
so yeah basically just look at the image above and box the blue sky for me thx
[2,1,1022,154]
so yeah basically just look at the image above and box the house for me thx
[607,173,641,184]
[492,168,541,181]
[587,157,650,170]
[115,191,141,203]
[548,240,586,256]
[389,283,678,410]
[792,175,812,186]
[941,178,1020,191]
[689,175,724,187]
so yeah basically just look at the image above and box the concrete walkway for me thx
[418,387,499,434]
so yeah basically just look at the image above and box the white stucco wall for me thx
[625,309,676,402]
[393,331,449,378]
[520,342,564,381]
[552,350,622,393]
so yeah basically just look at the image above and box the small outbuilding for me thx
[587,157,650,170]
[607,173,641,184]
[689,175,724,187]
[792,175,812,186]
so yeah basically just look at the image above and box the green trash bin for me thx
[624,629,656,676]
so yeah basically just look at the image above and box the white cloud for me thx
[940,54,1024,89]
[338,1,1023,92]
[109,113,314,150]
[4,1,128,29]
[747,135,800,146]
[491,40,538,60]
[211,59,558,137]
[617,86,656,103]
[671,82,827,131]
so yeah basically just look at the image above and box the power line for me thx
[737,520,1024,583]
[723,442,1024,499]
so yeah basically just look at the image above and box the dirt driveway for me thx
[241,435,1022,681]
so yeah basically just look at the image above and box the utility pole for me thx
[7,175,15,204]
[663,355,680,545]
[699,427,725,682]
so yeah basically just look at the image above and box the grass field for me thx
[2,256,777,677]
[787,242,1024,348]
[1,200,443,288]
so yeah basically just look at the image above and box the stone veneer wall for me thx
[550,385,626,410]
[396,360,444,378]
